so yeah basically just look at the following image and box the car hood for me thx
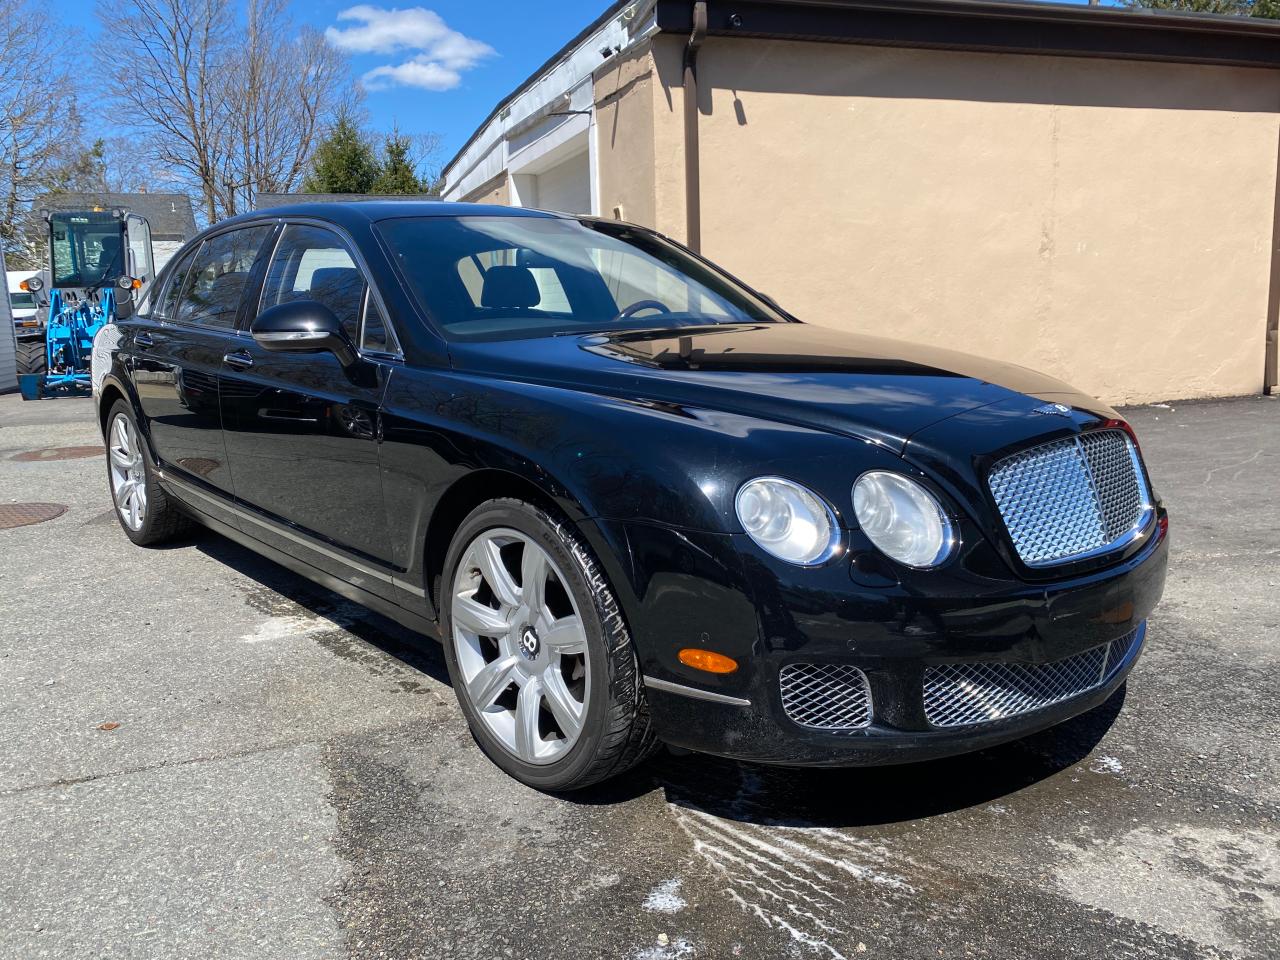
[449,323,1112,451]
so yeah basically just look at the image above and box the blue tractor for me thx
[17,208,153,400]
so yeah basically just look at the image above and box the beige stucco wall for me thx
[462,171,510,206]
[637,36,1279,404]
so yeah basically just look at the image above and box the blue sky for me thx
[55,0,608,165]
[56,0,1114,170]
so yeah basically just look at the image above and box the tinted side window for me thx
[157,244,203,319]
[361,294,399,354]
[261,224,365,342]
[176,226,272,328]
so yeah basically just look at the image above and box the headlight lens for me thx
[735,477,839,566]
[852,471,956,569]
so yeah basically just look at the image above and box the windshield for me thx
[377,216,786,341]
[9,292,35,308]
[50,213,125,289]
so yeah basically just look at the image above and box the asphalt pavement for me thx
[0,390,1276,960]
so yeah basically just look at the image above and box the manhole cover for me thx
[11,446,104,462]
[176,457,220,478]
[0,503,68,529]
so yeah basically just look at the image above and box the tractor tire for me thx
[15,339,46,375]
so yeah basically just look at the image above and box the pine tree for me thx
[371,132,428,195]
[1122,0,1279,14]
[303,115,379,194]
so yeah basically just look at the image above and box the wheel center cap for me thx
[518,626,540,661]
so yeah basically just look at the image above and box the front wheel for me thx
[440,498,657,791]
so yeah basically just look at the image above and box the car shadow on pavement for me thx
[194,534,451,686]
[580,688,1125,827]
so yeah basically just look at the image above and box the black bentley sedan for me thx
[94,202,1168,790]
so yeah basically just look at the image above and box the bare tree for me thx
[0,0,82,266]
[101,0,230,222]
[220,0,352,214]
[100,0,355,222]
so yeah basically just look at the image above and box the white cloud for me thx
[326,5,494,91]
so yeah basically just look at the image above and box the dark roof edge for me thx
[652,0,1280,68]
[442,0,632,180]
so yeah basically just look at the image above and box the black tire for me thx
[105,399,193,546]
[15,338,46,375]
[440,498,658,791]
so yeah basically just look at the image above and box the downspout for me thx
[683,1,708,252]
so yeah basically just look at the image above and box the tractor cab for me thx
[16,208,153,400]
[49,209,154,298]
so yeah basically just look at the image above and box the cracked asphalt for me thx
[0,391,1276,960]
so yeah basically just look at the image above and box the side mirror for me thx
[251,300,357,367]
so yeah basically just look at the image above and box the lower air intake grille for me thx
[779,663,872,731]
[922,623,1144,729]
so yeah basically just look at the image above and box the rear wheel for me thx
[105,400,192,546]
[15,338,46,375]
[441,498,658,791]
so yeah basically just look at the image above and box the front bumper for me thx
[601,511,1168,766]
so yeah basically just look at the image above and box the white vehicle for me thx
[7,270,41,326]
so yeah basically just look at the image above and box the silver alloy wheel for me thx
[108,413,147,531]
[451,528,590,765]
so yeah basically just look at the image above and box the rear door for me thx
[128,224,274,526]
[218,222,397,598]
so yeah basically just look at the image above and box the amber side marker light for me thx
[678,648,739,674]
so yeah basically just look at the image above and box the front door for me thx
[218,223,395,598]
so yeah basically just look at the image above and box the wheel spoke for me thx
[112,417,130,455]
[520,543,547,612]
[109,447,131,470]
[467,655,519,709]
[476,538,520,609]
[128,490,140,529]
[541,670,584,740]
[542,615,586,656]
[514,678,544,761]
[453,593,510,636]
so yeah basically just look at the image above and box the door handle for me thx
[223,350,254,370]
[135,332,154,348]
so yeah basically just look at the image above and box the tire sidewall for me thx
[105,399,162,546]
[440,499,622,791]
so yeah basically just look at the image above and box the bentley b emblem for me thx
[1032,402,1072,417]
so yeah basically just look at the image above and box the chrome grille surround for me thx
[779,663,872,731]
[988,429,1152,567]
[922,623,1145,729]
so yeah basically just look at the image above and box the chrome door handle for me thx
[223,351,254,370]
[135,332,154,348]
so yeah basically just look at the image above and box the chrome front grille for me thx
[922,623,1144,728]
[779,663,872,731]
[987,429,1151,567]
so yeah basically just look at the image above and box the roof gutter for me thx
[683,1,708,252]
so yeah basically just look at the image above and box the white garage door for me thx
[533,150,591,215]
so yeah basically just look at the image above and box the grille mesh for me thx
[779,663,872,731]
[988,430,1150,567]
[922,624,1144,728]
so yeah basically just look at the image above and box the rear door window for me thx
[174,226,272,328]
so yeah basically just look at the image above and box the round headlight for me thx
[735,477,840,566]
[852,471,956,569]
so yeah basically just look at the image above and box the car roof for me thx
[217,200,568,231]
